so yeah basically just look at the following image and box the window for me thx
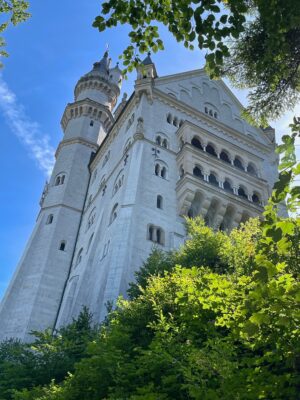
[162,139,168,148]
[204,104,218,119]
[252,192,261,204]
[191,137,203,150]
[209,173,219,187]
[206,144,217,157]
[46,214,53,224]
[220,151,231,164]
[112,171,124,196]
[173,117,178,127]
[247,163,258,177]
[234,157,244,170]
[155,135,168,149]
[224,180,233,193]
[155,162,168,179]
[167,113,172,124]
[75,248,83,266]
[238,186,247,199]
[110,203,118,224]
[193,166,204,180]
[157,195,163,209]
[59,241,66,251]
[147,224,165,245]
[90,120,94,127]
[55,174,66,186]
[156,136,161,145]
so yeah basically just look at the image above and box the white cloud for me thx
[0,75,55,177]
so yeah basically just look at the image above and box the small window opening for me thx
[59,241,66,251]
[90,120,94,127]
[220,151,230,164]
[157,195,163,209]
[161,167,167,179]
[46,214,53,224]
[238,187,247,199]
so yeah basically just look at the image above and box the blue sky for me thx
[0,0,299,300]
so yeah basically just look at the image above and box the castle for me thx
[0,52,279,342]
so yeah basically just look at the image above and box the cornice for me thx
[61,98,114,132]
[153,87,272,154]
[55,137,99,159]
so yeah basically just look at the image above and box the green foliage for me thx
[223,1,300,124]
[0,1,30,64]
[0,308,98,400]
[93,0,300,122]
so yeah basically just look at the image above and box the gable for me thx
[154,70,270,146]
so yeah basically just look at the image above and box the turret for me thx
[0,51,123,342]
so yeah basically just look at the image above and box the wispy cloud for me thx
[0,75,55,177]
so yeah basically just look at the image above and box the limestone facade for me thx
[0,53,279,341]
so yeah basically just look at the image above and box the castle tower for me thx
[0,52,122,342]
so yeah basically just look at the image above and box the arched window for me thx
[75,248,83,266]
[206,144,217,157]
[55,173,65,186]
[252,192,261,204]
[179,120,184,127]
[224,180,233,193]
[173,117,178,127]
[247,163,258,177]
[220,151,231,164]
[90,120,94,127]
[156,136,161,145]
[46,214,53,224]
[214,112,218,119]
[110,203,118,224]
[157,195,163,209]
[155,162,168,179]
[191,137,203,150]
[167,113,172,124]
[59,241,66,251]
[147,224,165,245]
[162,139,168,148]
[234,157,244,170]
[193,166,204,180]
[155,164,160,176]
[238,186,247,199]
[112,171,124,196]
[205,106,208,114]
[148,225,154,241]
[209,173,219,187]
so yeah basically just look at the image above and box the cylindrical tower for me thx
[0,52,122,342]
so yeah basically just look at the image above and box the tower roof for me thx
[142,52,154,66]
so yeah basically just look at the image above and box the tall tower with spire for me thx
[0,52,122,342]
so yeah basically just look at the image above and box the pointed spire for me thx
[142,52,154,66]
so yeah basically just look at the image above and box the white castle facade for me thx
[0,52,279,342]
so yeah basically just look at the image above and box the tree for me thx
[0,308,98,400]
[0,1,30,65]
[12,202,299,399]
[93,0,300,123]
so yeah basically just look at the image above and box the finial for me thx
[104,43,109,56]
